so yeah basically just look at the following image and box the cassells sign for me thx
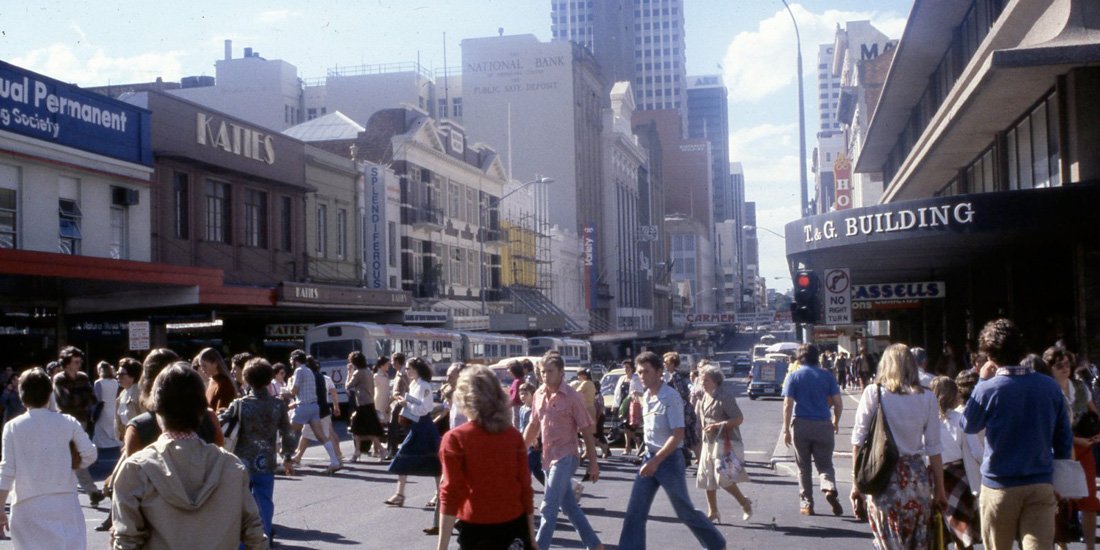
[853,281,945,301]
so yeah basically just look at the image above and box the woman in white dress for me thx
[0,368,97,549]
[92,361,121,449]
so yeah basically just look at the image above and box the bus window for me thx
[441,341,453,362]
[309,340,362,363]
[374,339,391,361]
[416,340,429,359]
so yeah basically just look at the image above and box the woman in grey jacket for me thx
[111,364,266,550]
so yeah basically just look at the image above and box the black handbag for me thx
[854,385,899,495]
[1073,409,1100,438]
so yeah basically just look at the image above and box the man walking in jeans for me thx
[781,343,844,516]
[618,351,725,550]
[523,353,603,550]
[963,318,1071,549]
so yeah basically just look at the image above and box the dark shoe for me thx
[423,526,439,535]
[95,517,112,532]
[799,505,814,516]
[89,491,106,507]
[825,490,843,516]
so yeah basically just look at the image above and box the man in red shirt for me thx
[523,353,603,550]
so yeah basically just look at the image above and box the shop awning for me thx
[784,184,1100,284]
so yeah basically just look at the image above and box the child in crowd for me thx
[518,383,544,485]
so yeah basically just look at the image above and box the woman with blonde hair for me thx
[851,343,947,548]
[437,365,534,550]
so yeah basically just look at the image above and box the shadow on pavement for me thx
[274,525,358,547]
[738,521,873,540]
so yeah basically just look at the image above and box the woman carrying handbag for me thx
[851,343,947,548]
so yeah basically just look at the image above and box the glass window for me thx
[316,204,327,255]
[388,221,397,268]
[1016,117,1033,190]
[0,188,15,249]
[109,206,128,259]
[58,198,82,255]
[337,208,348,258]
[280,196,292,251]
[204,180,230,243]
[173,172,189,239]
[244,189,267,248]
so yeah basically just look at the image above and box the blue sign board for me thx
[0,60,152,165]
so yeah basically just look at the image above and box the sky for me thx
[0,1,912,293]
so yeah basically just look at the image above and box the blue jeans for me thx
[537,454,601,549]
[618,451,725,550]
[250,473,275,541]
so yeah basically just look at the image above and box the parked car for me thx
[717,360,734,378]
[747,352,792,400]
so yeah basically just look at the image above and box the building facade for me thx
[788,0,1100,360]
[602,82,652,331]
[461,34,609,330]
[813,21,897,214]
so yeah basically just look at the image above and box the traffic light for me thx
[791,270,818,324]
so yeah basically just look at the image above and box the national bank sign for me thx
[0,60,152,165]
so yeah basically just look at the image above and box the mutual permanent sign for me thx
[0,60,151,165]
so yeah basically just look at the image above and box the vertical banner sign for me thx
[834,152,852,211]
[583,225,597,309]
[365,163,387,289]
[823,268,852,325]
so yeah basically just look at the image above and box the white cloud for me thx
[12,44,188,85]
[258,10,297,24]
[722,4,908,103]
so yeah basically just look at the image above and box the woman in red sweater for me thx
[438,365,535,550]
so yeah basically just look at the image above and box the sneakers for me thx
[824,490,843,516]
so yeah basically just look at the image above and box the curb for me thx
[770,426,800,477]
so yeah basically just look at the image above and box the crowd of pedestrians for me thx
[1,316,1098,549]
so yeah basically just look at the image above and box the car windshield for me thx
[600,373,621,396]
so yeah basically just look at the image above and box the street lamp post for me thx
[743,224,784,240]
[780,0,809,217]
[480,175,554,315]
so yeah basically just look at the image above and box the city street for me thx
[72,377,874,549]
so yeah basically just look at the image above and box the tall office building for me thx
[550,0,634,94]
[687,75,731,224]
[552,0,687,114]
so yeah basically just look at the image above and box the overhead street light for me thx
[743,224,784,239]
[480,175,555,314]
[780,0,810,217]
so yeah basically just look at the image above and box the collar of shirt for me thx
[995,365,1033,377]
[161,431,200,441]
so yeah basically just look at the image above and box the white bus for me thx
[527,336,592,368]
[305,322,531,403]
[459,332,528,365]
[304,322,462,403]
